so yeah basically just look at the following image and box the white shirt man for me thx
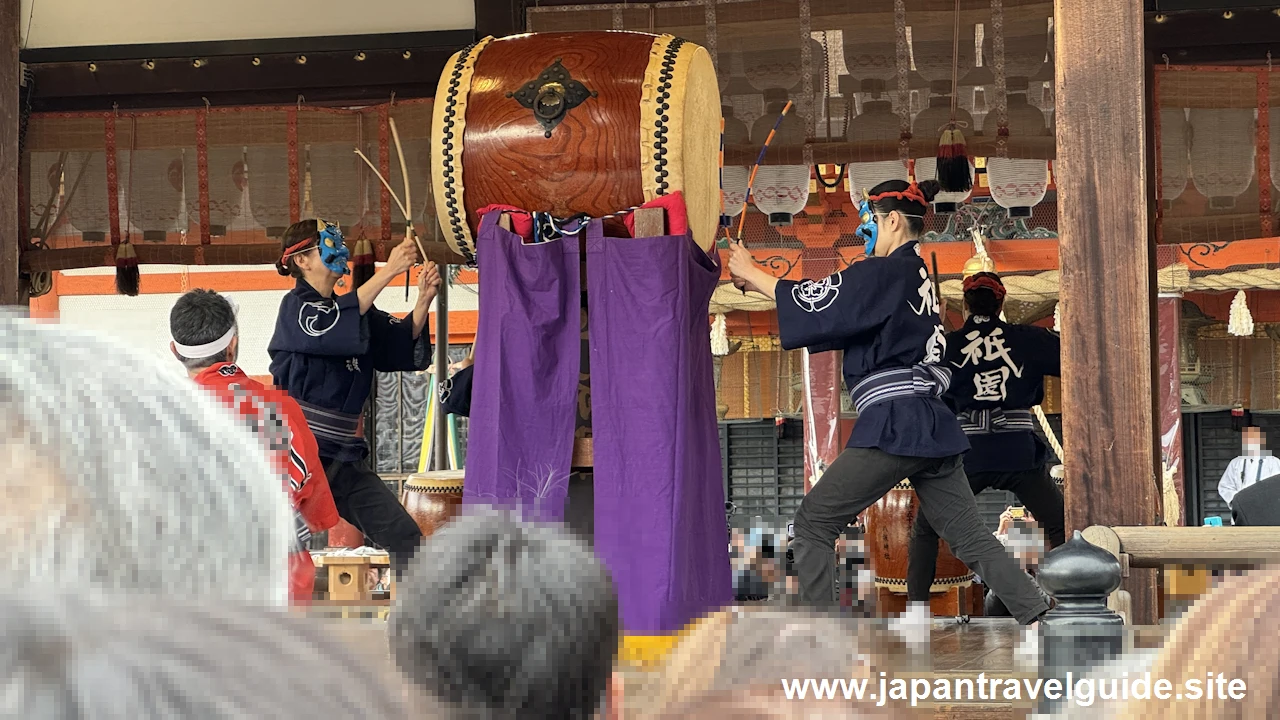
[1218,427,1280,507]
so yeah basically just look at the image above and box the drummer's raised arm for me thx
[773,264,887,352]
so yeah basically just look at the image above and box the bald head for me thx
[0,312,291,605]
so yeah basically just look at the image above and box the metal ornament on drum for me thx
[400,471,465,539]
[431,31,722,262]
[864,480,975,594]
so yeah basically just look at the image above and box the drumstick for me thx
[732,101,793,295]
[353,142,427,299]
[930,252,949,330]
[389,119,421,300]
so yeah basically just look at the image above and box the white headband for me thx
[172,296,239,358]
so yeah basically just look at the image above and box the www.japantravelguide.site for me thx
[780,672,1248,708]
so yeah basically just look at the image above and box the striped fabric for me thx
[956,408,1037,435]
[848,364,952,415]
[296,400,361,446]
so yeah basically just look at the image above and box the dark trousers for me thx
[906,465,1065,602]
[323,458,423,580]
[789,448,1051,624]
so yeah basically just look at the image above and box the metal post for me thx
[1036,530,1125,714]
[432,264,450,471]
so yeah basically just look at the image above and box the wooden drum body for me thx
[431,31,721,261]
[864,481,974,594]
[400,471,465,539]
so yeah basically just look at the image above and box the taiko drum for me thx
[400,471,465,539]
[431,31,722,262]
[864,481,975,594]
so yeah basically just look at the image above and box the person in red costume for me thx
[169,289,339,605]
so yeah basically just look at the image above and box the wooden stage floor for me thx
[309,609,1169,719]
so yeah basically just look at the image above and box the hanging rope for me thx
[1033,405,1063,462]
[949,0,962,123]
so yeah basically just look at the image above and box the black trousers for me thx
[789,448,1051,624]
[323,458,423,580]
[906,464,1065,602]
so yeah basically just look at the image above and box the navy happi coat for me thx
[944,315,1061,473]
[268,278,430,462]
[775,241,968,458]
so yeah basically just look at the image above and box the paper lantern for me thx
[1269,108,1280,196]
[914,157,974,213]
[912,80,977,143]
[125,148,185,237]
[1161,108,1190,205]
[190,146,256,235]
[306,143,365,230]
[752,165,810,226]
[66,152,110,238]
[1189,108,1256,210]
[723,104,751,147]
[986,158,1048,217]
[847,160,910,202]
[981,77,1049,137]
[743,39,824,94]
[247,145,292,235]
[910,32,977,141]
[722,166,749,219]
[750,89,807,146]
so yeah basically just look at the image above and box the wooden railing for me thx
[1080,525,1280,623]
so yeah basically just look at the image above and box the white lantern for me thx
[848,160,910,203]
[247,145,292,234]
[986,158,1048,217]
[722,166,749,219]
[752,165,810,226]
[308,143,365,230]
[1161,108,1190,205]
[194,146,257,234]
[1189,109,1255,210]
[914,157,974,213]
[126,148,185,238]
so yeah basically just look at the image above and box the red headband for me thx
[963,273,1006,302]
[280,238,315,265]
[869,182,928,208]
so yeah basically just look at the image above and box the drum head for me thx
[405,471,465,491]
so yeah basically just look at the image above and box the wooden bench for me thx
[1081,525,1280,623]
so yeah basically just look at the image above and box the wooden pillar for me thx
[1157,295,1185,527]
[0,0,19,307]
[1055,0,1160,623]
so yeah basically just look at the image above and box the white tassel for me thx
[1053,302,1061,332]
[970,226,987,257]
[1228,290,1254,337]
[711,313,730,356]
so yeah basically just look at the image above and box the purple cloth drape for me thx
[587,219,732,635]
[463,211,579,522]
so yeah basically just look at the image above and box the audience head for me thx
[0,313,291,605]
[1114,565,1280,720]
[390,512,620,720]
[0,590,411,719]
[169,289,239,372]
[652,609,877,713]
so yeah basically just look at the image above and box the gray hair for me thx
[0,589,411,719]
[0,312,290,605]
[390,511,620,720]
